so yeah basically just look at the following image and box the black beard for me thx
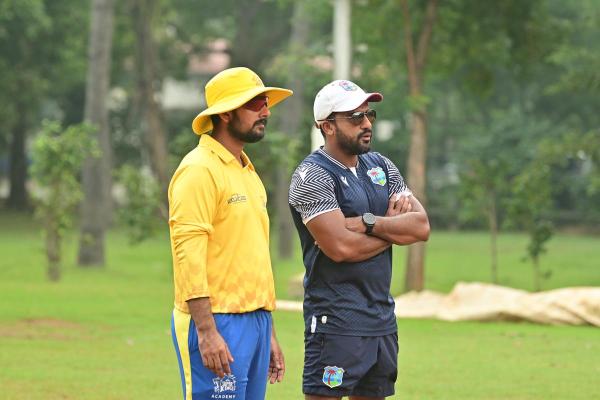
[337,129,371,155]
[228,118,267,143]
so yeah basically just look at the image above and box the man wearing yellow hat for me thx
[168,67,292,400]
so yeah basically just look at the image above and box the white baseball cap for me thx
[313,80,383,127]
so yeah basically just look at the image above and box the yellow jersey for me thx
[168,134,275,314]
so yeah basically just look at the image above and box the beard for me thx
[337,128,371,155]
[228,114,268,143]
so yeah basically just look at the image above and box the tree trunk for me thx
[231,0,262,68]
[46,221,61,282]
[131,0,169,194]
[532,257,541,292]
[401,0,437,292]
[488,193,499,284]
[7,107,28,210]
[78,0,114,267]
[275,1,309,259]
[404,112,428,292]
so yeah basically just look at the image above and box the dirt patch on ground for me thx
[0,318,89,340]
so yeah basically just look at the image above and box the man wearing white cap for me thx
[289,80,430,399]
[169,67,292,399]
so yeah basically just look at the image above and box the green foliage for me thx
[0,0,88,127]
[114,165,165,244]
[406,94,431,113]
[0,0,50,130]
[30,121,98,280]
[245,129,302,204]
[2,0,600,240]
[509,161,554,279]
[505,130,592,290]
[31,121,98,233]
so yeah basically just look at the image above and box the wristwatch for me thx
[362,212,376,235]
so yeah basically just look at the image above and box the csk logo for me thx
[212,374,236,395]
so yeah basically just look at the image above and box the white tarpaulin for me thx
[394,282,600,327]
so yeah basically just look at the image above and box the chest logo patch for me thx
[227,193,247,204]
[322,366,344,388]
[366,167,386,186]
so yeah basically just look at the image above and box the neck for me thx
[323,143,358,168]
[211,129,245,165]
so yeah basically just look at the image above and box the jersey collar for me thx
[317,147,357,170]
[200,134,255,170]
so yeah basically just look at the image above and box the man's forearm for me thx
[187,297,217,332]
[307,210,391,263]
[371,211,430,245]
[331,232,391,262]
[370,195,430,245]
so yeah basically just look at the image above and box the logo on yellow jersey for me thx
[227,193,247,204]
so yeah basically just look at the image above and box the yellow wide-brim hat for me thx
[192,67,293,135]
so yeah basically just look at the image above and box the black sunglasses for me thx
[326,109,377,126]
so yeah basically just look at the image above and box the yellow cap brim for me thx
[192,87,293,135]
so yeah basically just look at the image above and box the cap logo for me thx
[252,74,264,87]
[338,80,358,91]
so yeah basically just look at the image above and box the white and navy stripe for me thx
[289,162,339,223]
[289,149,410,224]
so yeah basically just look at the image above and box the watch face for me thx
[363,212,376,225]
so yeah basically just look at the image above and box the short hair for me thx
[317,113,335,138]
[210,114,221,130]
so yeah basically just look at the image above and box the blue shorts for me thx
[171,308,272,400]
[303,332,398,397]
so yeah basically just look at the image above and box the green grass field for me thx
[1,212,599,399]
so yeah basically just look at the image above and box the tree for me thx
[78,0,114,266]
[457,108,546,284]
[0,0,89,211]
[507,129,600,291]
[115,164,164,244]
[130,0,169,192]
[31,122,97,281]
[0,0,50,210]
[273,0,310,259]
[400,0,438,292]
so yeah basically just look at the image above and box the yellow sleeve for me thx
[168,163,219,301]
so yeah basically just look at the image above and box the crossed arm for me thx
[305,194,430,263]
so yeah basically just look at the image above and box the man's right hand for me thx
[197,326,234,378]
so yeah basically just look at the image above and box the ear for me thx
[220,111,233,124]
[321,120,336,138]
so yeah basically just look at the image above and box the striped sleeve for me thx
[289,162,339,223]
[379,154,412,198]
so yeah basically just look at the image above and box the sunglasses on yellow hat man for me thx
[192,67,293,135]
